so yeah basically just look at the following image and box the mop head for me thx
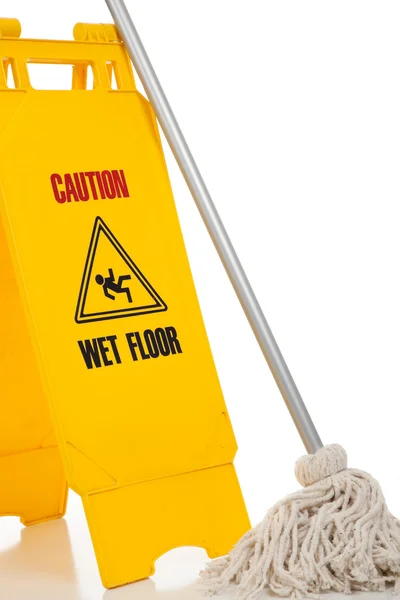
[200,444,400,599]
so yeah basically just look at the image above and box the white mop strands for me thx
[200,445,400,599]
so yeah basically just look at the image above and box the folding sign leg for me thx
[0,448,67,526]
[82,463,249,588]
[0,217,68,526]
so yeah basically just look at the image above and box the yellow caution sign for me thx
[0,20,250,588]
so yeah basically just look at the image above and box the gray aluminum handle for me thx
[104,0,323,454]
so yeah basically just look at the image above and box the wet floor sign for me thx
[0,20,250,588]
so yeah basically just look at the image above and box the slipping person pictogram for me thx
[75,217,167,323]
[95,268,133,303]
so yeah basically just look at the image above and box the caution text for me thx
[51,170,129,204]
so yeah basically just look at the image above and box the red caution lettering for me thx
[51,169,130,204]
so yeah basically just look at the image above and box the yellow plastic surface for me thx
[0,20,250,588]
[0,195,68,526]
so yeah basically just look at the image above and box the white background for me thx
[1,1,400,598]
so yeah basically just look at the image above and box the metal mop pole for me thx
[104,0,323,454]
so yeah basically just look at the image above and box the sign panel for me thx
[0,23,249,589]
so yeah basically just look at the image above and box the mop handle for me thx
[104,0,323,455]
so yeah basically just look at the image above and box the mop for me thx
[104,1,400,597]
[201,445,400,598]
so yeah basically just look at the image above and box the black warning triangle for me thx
[75,217,167,324]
